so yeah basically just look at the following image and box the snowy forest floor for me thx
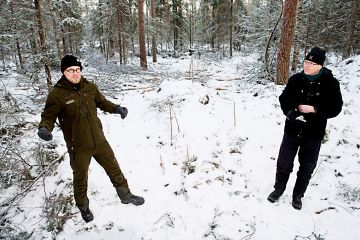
[0,51,360,240]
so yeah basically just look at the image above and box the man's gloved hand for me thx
[115,106,128,119]
[286,110,305,122]
[38,127,53,141]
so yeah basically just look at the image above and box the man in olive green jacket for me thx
[38,55,144,223]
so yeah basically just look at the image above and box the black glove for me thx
[38,127,53,141]
[115,106,128,119]
[286,110,305,122]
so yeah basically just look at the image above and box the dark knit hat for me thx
[305,47,326,66]
[61,55,82,73]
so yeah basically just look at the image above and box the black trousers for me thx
[274,132,322,198]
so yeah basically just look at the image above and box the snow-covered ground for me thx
[1,52,359,239]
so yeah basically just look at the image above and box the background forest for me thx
[1,0,359,85]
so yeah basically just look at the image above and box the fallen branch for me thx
[0,151,67,217]
[120,86,155,92]
[315,207,337,214]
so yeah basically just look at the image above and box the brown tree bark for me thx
[291,0,304,72]
[117,3,125,65]
[34,0,52,90]
[138,0,147,69]
[275,0,297,85]
[229,0,233,58]
[343,0,360,59]
[151,0,157,63]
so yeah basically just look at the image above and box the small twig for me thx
[160,155,165,175]
[315,206,337,214]
[170,105,180,132]
[120,86,155,92]
[169,104,173,144]
[329,202,353,215]
[233,101,237,128]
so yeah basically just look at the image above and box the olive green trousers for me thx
[69,141,129,209]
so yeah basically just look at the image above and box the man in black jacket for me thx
[267,47,343,210]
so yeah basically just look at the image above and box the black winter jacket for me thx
[279,67,343,139]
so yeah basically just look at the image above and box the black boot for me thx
[267,189,284,203]
[79,207,94,222]
[116,187,145,206]
[292,196,302,210]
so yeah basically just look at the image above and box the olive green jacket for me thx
[39,76,118,152]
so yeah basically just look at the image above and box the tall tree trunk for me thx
[291,0,304,72]
[29,28,40,75]
[47,0,62,59]
[247,0,252,16]
[275,0,297,85]
[138,0,147,69]
[117,4,124,65]
[34,0,52,90]
[61,27,67,54]
[264,0,283,81]
[303,14,311,56]
[15,38,24,71]
[211,5,216,50]
[229,0,233,58]
[151,0,157,62]
[173,0,179,51]
[343,0,360,59]
[10,2,24,71]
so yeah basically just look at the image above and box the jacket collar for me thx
[55,75,86,90]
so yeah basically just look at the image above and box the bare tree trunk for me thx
[247,0,253,16]
[1,47,5,71]
[291,0,304,72]
[211,5,216,50]
[151,0,157,62]
[189,1,193,49]
[275,0,297,85]
[47,0,62,59]
[10,2,24,71]
[61,26,67,54]
[264,0,283,81]
[173,0,180,51]
[138,0,147,69]
[34,0,52,90]
[15,38,24,71]
[303,14,311,56]
[29,29,40,76]
[343,0,359,59]
[117,3,124,65]
[229,0,233,58]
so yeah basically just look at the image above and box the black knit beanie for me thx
[61,55,82,73]
[305,47,326,66]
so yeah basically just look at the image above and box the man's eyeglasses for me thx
[304,61,319,67]
[66,68,81,73]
